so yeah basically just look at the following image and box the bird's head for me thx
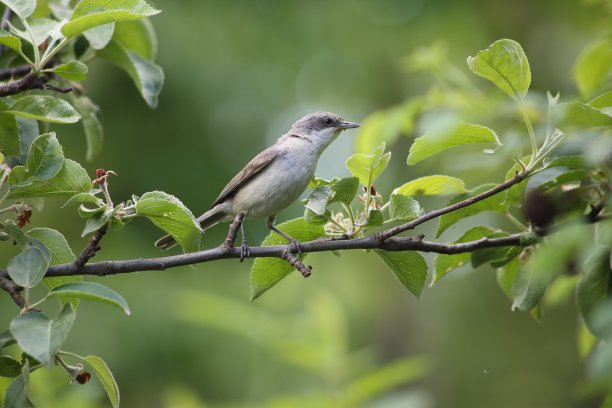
[290,111,360,147]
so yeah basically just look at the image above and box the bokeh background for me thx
[1,0,610,407]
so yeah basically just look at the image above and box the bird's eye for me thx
[324,117,334,126]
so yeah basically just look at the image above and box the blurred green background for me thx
[1,0,609,406]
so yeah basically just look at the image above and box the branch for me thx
[0,73,48,96]
[0,223,567,280]
[379,173,527,240]
[0,276,25,308]
[73,226,108,268]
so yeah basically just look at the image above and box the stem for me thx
[342,203,355,232]
[327,214,347,233]
[0,189,10,206]
[506,213,528,232]
[37,37,68,70]
[521,106,538,170]
[58,350,86,360]
[21,18,40,68]
[364,185,372,224]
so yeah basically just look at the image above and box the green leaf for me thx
[135,191,202,253]
[8,159,91,198]
[83,23,114,50]
[303,208,329,225]
[574,39,612,97]
[434,226,495,282]
[9,304,76,368]
[367,209,384,227]
[81,209,112,236]
[375,251,429,298]
[48,282,130,315]
[10,117,38,165]
[7,246,50,288]
[0,112,20,156]
[436,183,506,237]
[304,185,332,215]
[24,133,64,180]
[0,330,16,349]
[0,27,22,54]
[345,143,391,188]
[497,257,520,300]
[48,60,88,81]
[0,355,21,377]
[2,361,34,408]
[113,18,157,59]
[0,0,36,19]
[27,227,82,303]
[589,90,612,109]
[62,191,103,207]
[84,355,119,408]
[389,194,422,221]
[10,17,59,46]
[250,218,325,300]
[577,252,612,337]
[27,228,75,265]
[329,177,359,204]
[61,0,160,39]
[3,220,28,248]
[304,177,359,215]
[97,40,164,108]
[511,226,589,312]
[467,39,531,100]
[407,123,501,165]
[556,102,612,129]
[74,96,104,161]
[4,96,81,124]
[394,175,466,197]
[471,237,521,268]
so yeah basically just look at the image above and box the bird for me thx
[155,111,360,257]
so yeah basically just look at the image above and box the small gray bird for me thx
[155,111,360,254]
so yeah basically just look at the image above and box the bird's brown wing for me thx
[210,146,282,208]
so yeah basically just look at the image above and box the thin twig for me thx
[73,226,108,268]
[280,250,312,277]
[379,173,527,241]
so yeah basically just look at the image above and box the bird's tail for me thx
[154,206,228,250]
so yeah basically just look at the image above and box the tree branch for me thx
[379,173,527,240]
[0,171,604,308]
[0,72,54,97]
[73,226,108,268]
[0,64,32,81]
[0,224,561,280]
[0,276,25,308]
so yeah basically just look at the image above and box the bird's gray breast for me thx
[230,147,317,217]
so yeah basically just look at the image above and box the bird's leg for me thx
[266,216,303,255]
[222,212,245,250]
[239,219,250,262]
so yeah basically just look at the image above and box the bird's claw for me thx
[288,239,303,255]
[240,238,250,262]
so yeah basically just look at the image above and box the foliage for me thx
[0,0,609,406]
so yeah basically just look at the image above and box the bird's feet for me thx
[239,238,250,262]
[288,238,303,255]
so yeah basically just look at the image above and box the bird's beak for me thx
[338,121,361,129]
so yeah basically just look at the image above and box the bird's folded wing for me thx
[210,146,283,208]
